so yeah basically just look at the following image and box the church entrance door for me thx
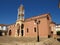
[21,30,23,36]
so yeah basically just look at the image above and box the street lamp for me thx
[34,19,40,42]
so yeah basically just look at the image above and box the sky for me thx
[0,0,60,24]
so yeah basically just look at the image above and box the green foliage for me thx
[57,31,60,35]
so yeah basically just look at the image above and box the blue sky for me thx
[0,0,60,24]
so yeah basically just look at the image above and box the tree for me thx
[57,31,60,35]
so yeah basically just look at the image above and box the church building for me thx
[7,4,56,38]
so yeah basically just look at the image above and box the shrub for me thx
[57,31,60,35]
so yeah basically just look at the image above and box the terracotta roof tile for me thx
[0,24,8,26]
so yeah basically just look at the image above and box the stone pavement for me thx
[0,36,60,45]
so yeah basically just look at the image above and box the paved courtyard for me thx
[0,36,60,45]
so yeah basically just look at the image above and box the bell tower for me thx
[15,0,24,37]
[17,4,24,21]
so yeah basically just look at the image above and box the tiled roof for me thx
[0,24,8,26]
[50,21,56,24]
[25,13,51,22]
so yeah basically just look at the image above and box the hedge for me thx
[57,31,60,35]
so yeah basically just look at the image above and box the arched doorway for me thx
[21,30,24,36]
[21,24,24,36]
[17,23,20,36]
[9,30,12,36]
[51,31,53,37]
[17,29,20,36]
[0,30,2,36]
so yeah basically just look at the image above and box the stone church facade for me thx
[7,4,56,38]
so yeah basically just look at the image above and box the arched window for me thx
[27,28,29,33]
[34,27,36,32]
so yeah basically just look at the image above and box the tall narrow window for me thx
[34,27,36,32]
[27,28,29,33]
